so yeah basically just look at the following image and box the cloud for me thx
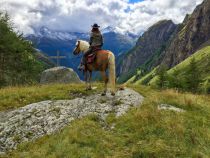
[0,0,203,35]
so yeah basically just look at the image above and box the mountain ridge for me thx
[162,0,210,68]
[118,20,178,82]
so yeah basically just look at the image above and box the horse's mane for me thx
[78,40,89,52]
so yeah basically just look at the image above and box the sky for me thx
[0,0,203,35]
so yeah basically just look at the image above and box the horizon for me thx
[0,0,203,35]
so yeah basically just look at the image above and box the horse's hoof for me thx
[111,92,115,96]
[85,87,92,91]
[119,87,125,91]
[101,93,106,96]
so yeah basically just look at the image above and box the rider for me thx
[78,23,103,70]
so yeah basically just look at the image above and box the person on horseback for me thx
[78,23,103,71]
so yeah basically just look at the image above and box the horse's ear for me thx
[77,40,80,46]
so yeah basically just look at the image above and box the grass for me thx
[1,84,210,157]
[0,83,102,112]
[135,67,158,85]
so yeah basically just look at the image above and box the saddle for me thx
[87,53,96,64]
[86,47,101,64]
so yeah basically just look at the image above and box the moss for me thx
[13,135,21,143]
[98,98,107,104]
[113,99,124,106]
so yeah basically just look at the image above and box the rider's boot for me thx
[78,56,86,71]
[78,64,85,71]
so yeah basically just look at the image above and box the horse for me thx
[72,40,116,96]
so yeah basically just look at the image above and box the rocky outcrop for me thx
[40,66,81,84]
[162,0,210,67]
[119,20,177,81]
[0,88,144,154]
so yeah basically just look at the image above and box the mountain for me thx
[118,20,178,82]
[162,0,210,68]
[26,26,137,78]
[120,0,210,89]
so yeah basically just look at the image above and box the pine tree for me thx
[157,64,168,88]
[0,12,45,87]
[185,57,200,92]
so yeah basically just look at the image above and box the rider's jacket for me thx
[89,31,103,47]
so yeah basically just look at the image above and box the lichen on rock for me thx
[0,88,143,154]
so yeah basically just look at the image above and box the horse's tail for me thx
[108,51,116,93]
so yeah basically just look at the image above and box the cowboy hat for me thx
[91,23,100,28]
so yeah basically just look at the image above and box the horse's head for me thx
[73,40,90,55]
[73,40,81,55]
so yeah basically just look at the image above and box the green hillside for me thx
[1,83,210,157]
[135,67,159,85]
[129,46,210,93]
[167,46,210,80]
[150,46,210,92]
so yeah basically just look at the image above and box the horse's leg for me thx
[85,71,92,91]
[100,71,108,96]
[88,71,92,90]
[84,71,89,91]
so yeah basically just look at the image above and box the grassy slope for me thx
[126,67,159,85]
[149,46,210,86]
[1,84,210,158]
[134,67,158,85]
[128,46,210,87]
[0,84,102,111]
[167,46,210,79]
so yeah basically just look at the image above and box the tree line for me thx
[156,58,210,94]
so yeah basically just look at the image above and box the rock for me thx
[158,104,185,112]
[0,88,143,153]
[40,66,81,84]
[162,0,210,67]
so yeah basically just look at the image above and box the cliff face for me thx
[162,0,210,67]
[119,20,177,80]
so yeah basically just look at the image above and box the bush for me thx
[201,79,210,94]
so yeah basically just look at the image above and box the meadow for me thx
[0,83,209,157]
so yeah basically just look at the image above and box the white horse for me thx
[73,40,116,96]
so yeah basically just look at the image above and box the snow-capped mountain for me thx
[30,26,89,41]
[101,26,117,34]
[26,26,138,78]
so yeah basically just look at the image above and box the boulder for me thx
[40,66,81,84]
